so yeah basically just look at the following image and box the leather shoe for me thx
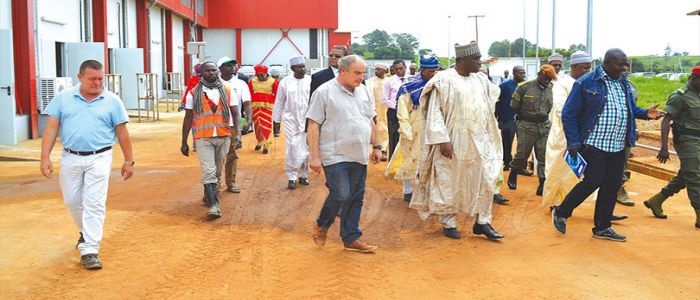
[472,223,504,239]
[312,225,328,246]
[287,180,297,190]
[507,171,517,190]
[493,194,509,205]
[298,178,310,185]
[343,240,377,253]
[443,227,461,239]
[403,193,412,203]
[254,145,261,151]
[80,254,102,270]
[536,178,545,196]
[610,214,628,221]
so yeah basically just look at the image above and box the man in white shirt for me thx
[218,56,251,193]
[382,59,408,160]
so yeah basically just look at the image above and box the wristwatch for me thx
[372,145,382,150]
[124,160,135,166]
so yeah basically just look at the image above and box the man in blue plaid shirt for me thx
[551,49,664,242]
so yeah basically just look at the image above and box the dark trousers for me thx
[316,162,367,245]
[556,146,625,231]
[387,108,400,160]
[499,120,516,168]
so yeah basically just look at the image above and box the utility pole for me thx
[586,0,593,56]
[535,0,540,69]
[522,0,527,67]
[447,15,451,68]
[467,15,485,43]
[551,0,556,53]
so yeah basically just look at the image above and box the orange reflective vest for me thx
[192,87,232,140]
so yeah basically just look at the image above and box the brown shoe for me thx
[343,240,377,253]
[312,226,328,247]
[226,185,241,193]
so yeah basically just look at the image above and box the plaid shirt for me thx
[585,70,628,152]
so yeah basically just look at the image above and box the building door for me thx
[0,29,17,145]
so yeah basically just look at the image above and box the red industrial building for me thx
[0,0,350,145]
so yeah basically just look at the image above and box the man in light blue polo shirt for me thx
[40,60,134,270]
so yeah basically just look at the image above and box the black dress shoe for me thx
[262,148,269,155]
[254,145,261,151]
[287,180,297,190]
[507,171,517,190]
[298,178,310,185]
[551,206,567,234]
[472,223,504,239]
[610,214,628,221]
[493,194,509,205]
[443,227,461,239]
[403,193,412,203]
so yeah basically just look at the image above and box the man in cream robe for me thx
[272,56,311,189]
[392,56,439,202]
[410,42,504,240]
[367,64,390,160]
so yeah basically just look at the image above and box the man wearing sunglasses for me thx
[310,45,347,100]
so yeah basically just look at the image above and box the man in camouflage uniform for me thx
[644,66,700,228]
[508,65,557,196]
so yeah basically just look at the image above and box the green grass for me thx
[629,77,685,109]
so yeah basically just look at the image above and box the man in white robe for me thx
[543,52,591,206]
[410,41,505,240]
[273,56,311,189]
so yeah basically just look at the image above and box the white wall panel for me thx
[202,29,236,65]
[172,15,184,75]
[106,0,120,47]
[240,29,310,67]
[126,0,137,48]
[0,0,12,29]
[36,0,82,77]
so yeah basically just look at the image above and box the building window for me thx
[195,0,204,15]
[309,29,318,59]
[181,0,191,8]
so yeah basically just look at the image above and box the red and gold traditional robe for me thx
[249,77,278,147]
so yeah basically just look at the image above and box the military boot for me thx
[643,192,668,219]
[204,183,221,219]
[202,186,210,206]
[536,178,545,196]
[616,186,635,206]
[694,209,700,229]
[507,170,518,190]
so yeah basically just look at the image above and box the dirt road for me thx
[1,112,698,299]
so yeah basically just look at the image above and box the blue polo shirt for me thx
[44,84,129,151]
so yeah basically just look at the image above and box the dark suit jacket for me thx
[310,67,335,101]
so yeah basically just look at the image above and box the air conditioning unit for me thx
[38,77,73,114]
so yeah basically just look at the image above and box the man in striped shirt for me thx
[551,49,664,242]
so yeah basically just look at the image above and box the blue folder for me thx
[563,150,587,179]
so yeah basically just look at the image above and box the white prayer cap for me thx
[217,56,236,67]
[569,51,592,65]
[270,69,280,76]
[289,55,305,66]
[548,53,564,62]
[374,63,389,70]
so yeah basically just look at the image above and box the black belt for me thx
[516,115,548,123]
[672,124,700,137]
[64,146,112,156]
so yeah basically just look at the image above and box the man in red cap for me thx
[248,65,278,154]
[508,64,557,196]
[644,65,700,228]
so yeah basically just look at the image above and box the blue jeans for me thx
[317,162,367,245]
[556,146,625,231]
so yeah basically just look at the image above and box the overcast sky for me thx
[338,0,700,59]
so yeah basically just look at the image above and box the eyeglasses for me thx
[329,54,342,58]
[550,64,562,67]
